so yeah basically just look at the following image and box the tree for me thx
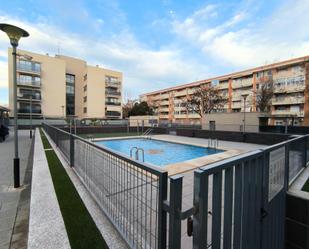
[256,77,274,112]
[122,101,134,118]
[128,101,153,116]
[184,85,226,117]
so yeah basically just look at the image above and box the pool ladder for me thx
[130,147,145,162]
[208,138,219,150]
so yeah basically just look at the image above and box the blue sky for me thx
[1,0,309,105]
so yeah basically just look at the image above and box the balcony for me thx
[17,64,41,75]
[218,82,229,89]
[18,108,42,114]
[232,79,253,89]
[105,80,121,87]
[160,100,169,106]
[272,97,304,105]
[17,93,41,101]
[232,94,241,101]
[174,90,187,97]
[106,111,121,118]
[272,110,304,117]
[105,102,121,106]
[232,102,241,109]
[105,90,121,96]
[159,107,169,112]
[17,80,41,88]
[159,114,169,119]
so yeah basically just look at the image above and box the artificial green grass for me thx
[302,178,309,192]
[79,131,141,139]
[40,129,108,249]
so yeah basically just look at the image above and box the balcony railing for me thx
[105,80,121,86]
[105,102,121,106]
[272,97,304,105]
[18,93,41,101]
[17,64,41,74]
[17,80,41,88]
[272,110,304,116]
[106,111,121,117]
[18,108,42,114]
[105,91,121,96]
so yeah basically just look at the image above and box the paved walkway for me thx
[0,129,33,249]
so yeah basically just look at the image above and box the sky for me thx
[1,0,309,105]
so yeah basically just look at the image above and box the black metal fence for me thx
[43,123,168,249]
[165,135,309,249]
[43,123,309,249]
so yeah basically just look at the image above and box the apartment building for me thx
[141,55,309,126]
[8,49,122,120]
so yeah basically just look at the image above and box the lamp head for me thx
[0,23,29,47]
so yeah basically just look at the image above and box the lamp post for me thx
[30,95,33,138]
[0,24,29,188]
[242,93,249,133]
[61,105,65,118]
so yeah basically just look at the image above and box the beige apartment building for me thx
[141,55,309,126]
[8,49,122,120]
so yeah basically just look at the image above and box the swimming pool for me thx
[95,138,223,166]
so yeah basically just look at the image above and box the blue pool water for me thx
[95,138,223,166]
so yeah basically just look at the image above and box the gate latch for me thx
[261,208,268,220]
[187,216,193,236]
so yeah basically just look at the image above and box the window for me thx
[83,74,87,81]
[83,85,87,92]
[66,74,75,115]
[83,96,87,102]
[83,107,87,113]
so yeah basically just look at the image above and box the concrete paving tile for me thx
[0,229,11,246]
[0,208,17,219]
[0,216,15,232]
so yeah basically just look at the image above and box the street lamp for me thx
[0,23,29,188]
[61,105,65,118]
[242,93,249,133]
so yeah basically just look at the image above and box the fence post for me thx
[70,134,74,167]
[158,172,168,249]
[193,170,208,249]
[168,175,183,249]
[285,142,290,189]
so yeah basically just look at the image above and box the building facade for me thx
[141,55,309,126]
[8,49,122,120]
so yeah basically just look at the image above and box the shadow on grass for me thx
[302,179,309,192]
[40,130,109,249]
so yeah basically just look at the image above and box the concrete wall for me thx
[202,112,261,132]
[129,115,158,127]
[83,66,122,119]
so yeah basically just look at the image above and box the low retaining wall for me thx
[176,128,291,145]
[61,126,168,135]
[260,125,309,135]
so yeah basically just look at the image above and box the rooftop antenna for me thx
[57,41,60,55]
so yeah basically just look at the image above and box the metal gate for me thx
[164,135,308,249]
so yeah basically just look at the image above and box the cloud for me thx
[0,13,210,104]
[172,0,309,68]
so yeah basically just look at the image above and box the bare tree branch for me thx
[183,85,227,117]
